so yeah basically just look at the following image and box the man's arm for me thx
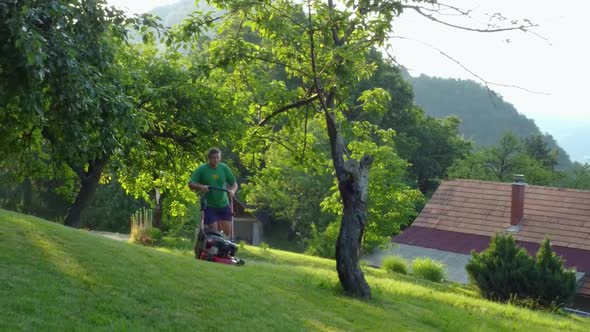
[188,182,209,193]
[227,181,238,198]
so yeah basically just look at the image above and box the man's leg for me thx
[219,220,232,239]
[205,222,219,232]
[218,205,233,239]
[203,207,219,232]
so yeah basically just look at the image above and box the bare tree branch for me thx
[402,4,548,42]
[389,35,550,95]
[140,130,199,146]
[257,94,319,126]
[250,133,297,153]
[244,55,313,79]
[300,105,311,163]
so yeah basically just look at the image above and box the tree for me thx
[198,0,536,298]
[559,162,590,190]
[113,41,246,223]
[244,118,422,257]
[0,0,159,227]
[242,119,335,243]
[195,0,417,298]
[523,134,558,170]
[448,132,559,185]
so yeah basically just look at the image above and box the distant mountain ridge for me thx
[405,74,572,168]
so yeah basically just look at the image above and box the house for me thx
[382,177,590,299]
[232,198,263,245]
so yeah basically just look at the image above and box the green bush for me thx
[304,222,339,258]
[412,257,445,282]
[534,238,577,308]
[130,227,163,246]
[466,235,577,309]
[382,256,408,275]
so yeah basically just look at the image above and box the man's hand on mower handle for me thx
[227,189,235,199]
[196,184,209,193]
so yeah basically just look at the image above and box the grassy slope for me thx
[1,209,588,331]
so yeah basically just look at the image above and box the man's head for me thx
[207,147,221,168]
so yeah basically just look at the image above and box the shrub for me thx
[412,257,445,282]
[466,234,536,301]
[259,241,270,250]
[466,234,577,309]
[130,227,162,246]
[129,208,162,246]
[304,222,339,258]
[382,256,408,275]
[534,237,577,308]
[145,228,163,244]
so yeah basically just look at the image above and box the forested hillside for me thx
[406,75,572,168]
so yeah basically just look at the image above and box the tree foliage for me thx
[448,132,559,185]
[349,51,471,195]
[0,0,160,227]
[114,41,246,218]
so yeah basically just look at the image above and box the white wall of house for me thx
[365,243,586,286]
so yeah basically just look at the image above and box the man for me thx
[188,148,238,238]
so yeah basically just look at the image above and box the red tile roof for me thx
[411,179,590,251]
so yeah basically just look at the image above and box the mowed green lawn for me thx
[1,209,588,331]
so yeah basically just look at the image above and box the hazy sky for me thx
[393,1,589,137]
[107,0,588,160]
[108,0,178,14]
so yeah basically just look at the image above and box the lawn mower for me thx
[194,186,245,266]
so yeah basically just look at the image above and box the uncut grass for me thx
[1,209,588,331]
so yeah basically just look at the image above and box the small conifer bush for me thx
[466,234,576,309]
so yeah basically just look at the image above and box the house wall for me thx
[367,243,587,294]
[234,217,263,245]
[366,243,472,284]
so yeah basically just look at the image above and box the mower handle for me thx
[199,186,237,212]
[206,186,230,193]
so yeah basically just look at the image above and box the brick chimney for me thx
[510,174,526,227]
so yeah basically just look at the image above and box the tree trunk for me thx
[335,157,373,298]
[64,156,109,228]
[150,188,164,229]
[153,205,162,229]
[323,92,373,299]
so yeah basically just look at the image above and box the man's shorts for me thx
[203,206,232,225]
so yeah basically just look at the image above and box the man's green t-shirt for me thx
[189,163,236,208]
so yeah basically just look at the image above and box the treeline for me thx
[448,132,590,189]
